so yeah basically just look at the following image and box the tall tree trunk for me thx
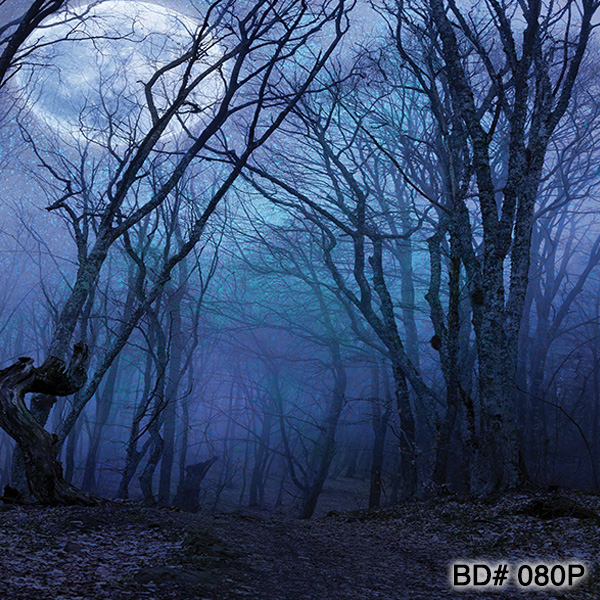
[369,365,390,509]
[82,357,120,492]
[117,348,155,499]
[429,231,462,490]
[249,403,273,508]
[300,356,346,519]
[158,298,183,506]
[139,426,164,504]
[177,372,191,499]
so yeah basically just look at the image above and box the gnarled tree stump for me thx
[0,343,95,505]
[173,457,218,512]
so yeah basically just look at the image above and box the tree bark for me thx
[0,343,95,505]
[82,358,120,492]
[173,457,218,513]
[300,358,346,519]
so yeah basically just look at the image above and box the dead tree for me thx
[387,0,600,492]
[4,0,350,503]
[0,342,94,504]
[173,456,218,512]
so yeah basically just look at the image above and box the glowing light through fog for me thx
[16,1,223,146]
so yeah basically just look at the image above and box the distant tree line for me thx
[0,0,599,516]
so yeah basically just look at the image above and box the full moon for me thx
[16,1,222,146]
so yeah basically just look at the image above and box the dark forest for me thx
[1,0,600,598]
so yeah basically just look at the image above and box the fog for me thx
[0,0,599,518]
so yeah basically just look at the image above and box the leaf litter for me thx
[0,490,599,599]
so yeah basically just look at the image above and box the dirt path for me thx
[211,512,459,599]
[0,492,598,599]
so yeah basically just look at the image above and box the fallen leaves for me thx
[0,491,599,599]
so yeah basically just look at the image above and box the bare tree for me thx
[0,0,350,504]
[385,0,600,491]
[0,0,68,90]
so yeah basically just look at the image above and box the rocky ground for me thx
[0,491,599,599]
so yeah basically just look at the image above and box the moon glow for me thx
[17,1,222,146]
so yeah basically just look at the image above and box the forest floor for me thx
[0,490,599,600]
